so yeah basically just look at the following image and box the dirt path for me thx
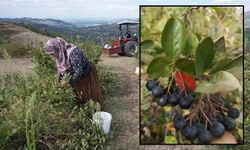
[0,58,35,75]
[100,55,140,149]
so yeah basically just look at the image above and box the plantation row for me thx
[0,44,117,149]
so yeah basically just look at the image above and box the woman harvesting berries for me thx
[44,37,104,110]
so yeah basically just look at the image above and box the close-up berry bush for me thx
[140,7,243,144]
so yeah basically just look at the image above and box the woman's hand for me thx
[60,79,69,88]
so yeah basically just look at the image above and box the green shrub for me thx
[0,41,32,58]
[141,7,243,145]
[67,101,106,150]
[97,64,118,96]
[0,45,110,149]
[77,41,102,63]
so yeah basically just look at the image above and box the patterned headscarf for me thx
[44,37,77,74]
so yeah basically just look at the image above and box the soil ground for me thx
[0,58,35,75]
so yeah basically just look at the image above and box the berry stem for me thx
[170,107,177,119]
[207,97,220,117]
[199,104,212,125]
[197,115,201,124]
[177,71,188,96]
[211,98,224,106]
[208,95,228,112]
[156,80,160,84]
[167,76,174,94]
[185,95,203,122]
[211,102,228,111]
[205,118,208,129]
[178,131,184,144]
[189,117,193,126]
[209,96,224,106]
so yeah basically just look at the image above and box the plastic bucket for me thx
[93,111,112,134]
[135,67,139,75]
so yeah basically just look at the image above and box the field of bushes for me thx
[0,41,118,149]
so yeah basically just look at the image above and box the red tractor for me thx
[102,20,139,57]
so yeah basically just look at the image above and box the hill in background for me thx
[0,17,139,45]
[0,21,50,58]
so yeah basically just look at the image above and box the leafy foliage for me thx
[195,71,241,94]
[161,18,186,60]
[77,41,102,63]
[195,37,215,76]
[97,64,118,96]
[0,41,33,58]
[0,43,117,148]
[141,7,243,144]
[147,57,172,78]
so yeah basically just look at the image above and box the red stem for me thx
[177,71,187,96]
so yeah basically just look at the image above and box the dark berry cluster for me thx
[145,79,240,144]
[146,79,194,109]
[172,107,239,144]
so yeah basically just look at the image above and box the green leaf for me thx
[141,53,154,65]
[213,37,225,62]
[141,40,155,49]
[183,32,199,55]
[175,58,195,75]
[147,57,172,78]
[0,121,12,143]
[153,45,164,56]
[238,128,243,140]
[214,37,225,52]
[195,37,215,76]
[195,33,201,41]
[141,101,150,111]
[210,54,243,74]
[224,54,243,70]
[164,135,178,144]
[195,71,241,94]
[161,18,186,60]
[210,58,232,74]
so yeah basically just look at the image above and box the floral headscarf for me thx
[44,37,77,74]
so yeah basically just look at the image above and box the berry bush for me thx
[0,44,117,149]
[140,7,243,144]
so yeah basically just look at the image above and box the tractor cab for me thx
[117,20,139,43]
[102,20,139,57]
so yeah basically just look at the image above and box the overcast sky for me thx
[0,0,249,20]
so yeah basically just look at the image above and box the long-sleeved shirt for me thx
[66,48,91,86]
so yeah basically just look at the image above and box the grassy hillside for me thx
[0,20,104,62]
[0,21,50,58]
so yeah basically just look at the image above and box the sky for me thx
[0,0,249,20]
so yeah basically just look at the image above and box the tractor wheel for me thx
[124,41,138,57]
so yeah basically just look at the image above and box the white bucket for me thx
[93,111,112,134]
[135,67,139,75]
